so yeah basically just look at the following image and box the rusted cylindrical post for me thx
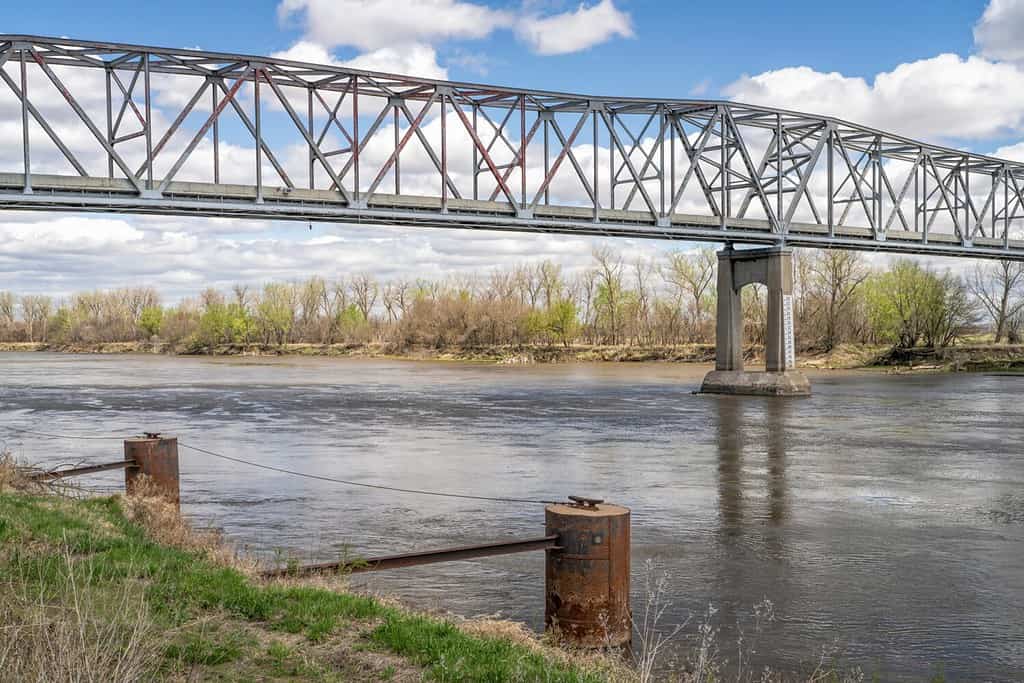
[124,435,180,507]
[545,497,631,648]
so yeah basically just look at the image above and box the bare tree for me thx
[200,288,224,310]
[633,259,654,345]
[592,247,629,345]
[231,284,251,311]
[577,268,598,343]
[20,295,52,342]
[298,277,327,339]
[807,250,868,351]
[350,274,379,321]
[514,265,542,308]
[968,259,1024,343]
[537,261,563,308]
[663,248,716,341]
[0,291,15,329]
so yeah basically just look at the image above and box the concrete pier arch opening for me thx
[701,245,811,396]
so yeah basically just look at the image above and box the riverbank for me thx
[0,465,625,682]
[3,339,1024,372]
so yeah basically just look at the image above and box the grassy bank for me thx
[0,474,623,682]
[0,461,940,681]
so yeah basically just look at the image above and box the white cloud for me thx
[278,0,510,52]
[272,40,448,83]
[271,40,340,66]
[974,0,1024,62]
[0,211,671,300]
[277,0,633,61]
[993,140,1024,162]
[1,216,143,250]
[343,44,447,80]
[516,0,634,56]
[724,54,1024,142]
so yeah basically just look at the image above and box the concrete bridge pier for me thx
[701,246,810,396]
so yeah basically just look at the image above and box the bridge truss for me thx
[1,35,1023,260]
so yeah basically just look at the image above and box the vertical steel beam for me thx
[827,131,834,237]
[914,155,919,233]
[393,105,400,195]
[472,103,478,201]
[144,52,153,189]
[592,106,599,221]
[925,154,933,242]
[669,113,675,211]
[719,107,727,229]
[19,47,30,193]
[441,93,448,211]
[609,111,615,210]
[520,95,526,209]
[212,83,220,184]
[308,87,315,190]
[543,114,550,205]
[352,76,360,201]
[105,67,114,179]
[1005,167,1010,247]
[255,66,263,202]
[964,156,970,242]
[659,106,666,218]
[775,115,783,224]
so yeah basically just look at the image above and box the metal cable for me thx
[178,441,560,506]
[1,424,564,505]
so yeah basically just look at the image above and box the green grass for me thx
[165,628,253,666]
[0,491,610,682]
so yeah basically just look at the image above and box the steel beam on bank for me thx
[262,535,560,577]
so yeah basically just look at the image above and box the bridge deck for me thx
[2,173,1019,259]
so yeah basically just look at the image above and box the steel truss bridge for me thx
[1,35,1023,260]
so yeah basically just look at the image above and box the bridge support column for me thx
[701,246,810,396]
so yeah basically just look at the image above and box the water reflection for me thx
[713,398,792,635]
[767,399,789,527]
[715,397,790,536]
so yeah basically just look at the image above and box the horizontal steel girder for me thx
[1,34,1023,261]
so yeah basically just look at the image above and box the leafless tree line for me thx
[1,249,1020,351]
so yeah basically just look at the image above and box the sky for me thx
[2,0,1024,299]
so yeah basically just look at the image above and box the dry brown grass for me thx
[0,546,159,683]
[0,448,42,493]
[119,475,256,574]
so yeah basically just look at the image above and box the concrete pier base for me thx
[701,246,811,396]
[700,370,810,396]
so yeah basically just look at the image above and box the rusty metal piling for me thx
[124,433,180,507]
[545,496,631,648]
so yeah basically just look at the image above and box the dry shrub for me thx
[0,546,158,682]
[0,449,40,493]
[120,475,255,574]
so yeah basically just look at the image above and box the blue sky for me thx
[4,1,990,100]
[2,0,1023,298]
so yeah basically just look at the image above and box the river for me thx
[1,352,1022,680]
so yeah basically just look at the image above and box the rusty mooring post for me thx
[124,434,180,507]
[545,496,631,648]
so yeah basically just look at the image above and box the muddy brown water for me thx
[1,353,1022,680]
